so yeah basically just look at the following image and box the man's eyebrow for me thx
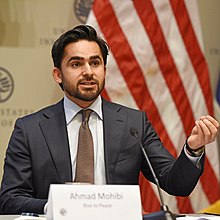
[67,55,102,63]
[67,56,83,63]
[90,55,102,61]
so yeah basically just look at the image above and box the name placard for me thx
[46,184,142,220]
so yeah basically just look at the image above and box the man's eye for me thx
[71,62,81,68]
[91,60,100,66]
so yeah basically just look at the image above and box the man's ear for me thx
[52,67,62,84]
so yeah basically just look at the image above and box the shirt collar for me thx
[64,95,103,125]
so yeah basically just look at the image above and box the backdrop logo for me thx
[0,67,14,103]
[74,0,94,23]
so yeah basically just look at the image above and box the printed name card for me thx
[46,184,142,220]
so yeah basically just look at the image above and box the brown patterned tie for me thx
[75,109,94,184]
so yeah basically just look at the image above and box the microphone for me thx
[130,127,176,220]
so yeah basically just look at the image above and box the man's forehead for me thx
[65,40,100,51]
[63,41,103,59]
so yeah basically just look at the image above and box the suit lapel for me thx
[39,100,72,183]
[102,99,126,183]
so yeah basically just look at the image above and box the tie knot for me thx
[81,109,93,124]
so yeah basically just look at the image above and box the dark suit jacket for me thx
[0,98,204,214]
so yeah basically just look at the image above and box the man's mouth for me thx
[79,81,97,89]
[80,81,96,85]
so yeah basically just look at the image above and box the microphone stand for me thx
[130,128,176,220]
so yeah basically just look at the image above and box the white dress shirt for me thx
[64,95,106,184]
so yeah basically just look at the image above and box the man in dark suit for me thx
[0,25,219,214]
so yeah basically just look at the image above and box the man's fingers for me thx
[202,119,218,134]
[189,116,219,149]
[198,120,211,136]
[200,116,206,121]
[205,115,219,129]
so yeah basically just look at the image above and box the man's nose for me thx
[82,63,93,75]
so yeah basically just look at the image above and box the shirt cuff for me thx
[184,144,204,168]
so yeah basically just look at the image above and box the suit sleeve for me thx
[141,112,204,196]
[0,118,47,214]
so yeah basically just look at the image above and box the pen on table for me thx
[21,213,39,217]
[204,212,220,216]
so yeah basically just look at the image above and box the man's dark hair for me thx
[51,24,109,69]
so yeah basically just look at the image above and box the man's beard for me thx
[64,78,105,102]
